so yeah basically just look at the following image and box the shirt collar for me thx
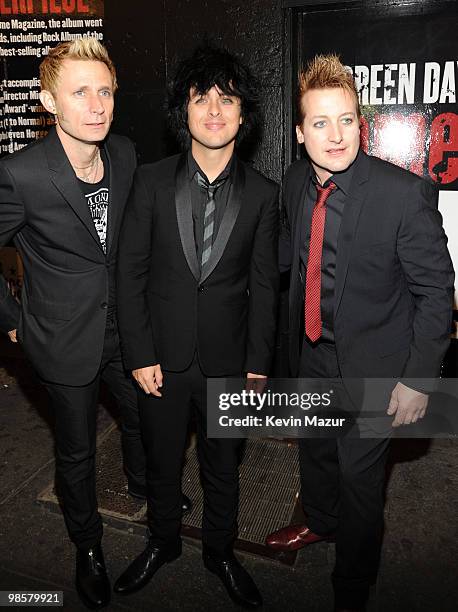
[311,148,361,196]
[187,150,233,184]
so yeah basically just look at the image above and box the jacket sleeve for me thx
[279,180,293,274]
[0,163,25,332]
[116,167,157,370]
[244,185,280,375]
[399,178,454,388]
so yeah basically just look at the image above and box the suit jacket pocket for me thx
[27,297,75,321]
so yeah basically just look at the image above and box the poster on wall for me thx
[0,0,105,156]
[295,1,458,307]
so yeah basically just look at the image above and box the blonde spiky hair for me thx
[40,38,117,95]
[297,53,360,122]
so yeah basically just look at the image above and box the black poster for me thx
[296,1,458,190]
[292,0,458,306]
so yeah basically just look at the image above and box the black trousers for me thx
[42,316,145,549]
[298,338,390,608]
[138,354,244,557]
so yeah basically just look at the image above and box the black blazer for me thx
[280,150,454,382]
[0,127,137,385]
[117,153,279,376]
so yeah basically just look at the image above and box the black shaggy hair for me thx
[167,44,261,150]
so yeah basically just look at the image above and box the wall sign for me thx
[0,0,104,155]
[286,0,458,304]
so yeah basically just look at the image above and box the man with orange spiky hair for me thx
[266,54,453,611]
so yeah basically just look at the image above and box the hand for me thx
[387,381,428,427]
[246,372,267,394]
[8,329,17,343]
[132,364,163,397]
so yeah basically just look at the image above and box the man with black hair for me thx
[115,45,279,608]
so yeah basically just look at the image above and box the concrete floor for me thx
[0,342,457,612]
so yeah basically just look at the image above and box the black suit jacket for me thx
[117,153,279,376]
[0,127,137,385]
[280,150,454,383]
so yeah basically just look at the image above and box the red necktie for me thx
[305,182,336,342]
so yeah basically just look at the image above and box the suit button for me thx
[100,302,108,309]
[198,285,205,293]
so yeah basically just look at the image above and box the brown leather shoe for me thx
[265,524,334,551]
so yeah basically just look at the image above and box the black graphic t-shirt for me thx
[77,150,116,318]
[77,149,110,253]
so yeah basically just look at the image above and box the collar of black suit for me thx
[43,125,113,172]
[175,151,245,283]
[42,126,121,256]
[187,149,234,184]
[294,147,369,190]
[290,148,370,317]
[310,148,362,195]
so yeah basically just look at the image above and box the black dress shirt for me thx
[188,151,233,265]
[300,151,358,342]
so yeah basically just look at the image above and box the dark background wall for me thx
[103,0,457,374]
[104,0,285,183]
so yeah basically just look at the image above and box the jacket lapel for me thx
[175,153,200,281]
[292,161,311,270]
[289,161,311,309]
[200,157,245,284]
[334,151,370,316]
[104,137,126,255]
[43,127,104,252]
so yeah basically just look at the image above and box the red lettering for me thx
[0,0,33,14]
[0,0,19,14]
[1,0,89,13]
[0,0,12,15]
[404,114,426,177]
[429,112,458,185]
[371,112,426,177]
[62,0,75,12]
[359,116,369,153]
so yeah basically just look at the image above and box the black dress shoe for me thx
[76,544,110,610]
[114,540,181,595]
[203,551,262,609]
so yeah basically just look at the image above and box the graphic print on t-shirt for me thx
[84,187,109,253]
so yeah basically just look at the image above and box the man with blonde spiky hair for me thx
[266,54,453,611]
[0,39,154,609]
